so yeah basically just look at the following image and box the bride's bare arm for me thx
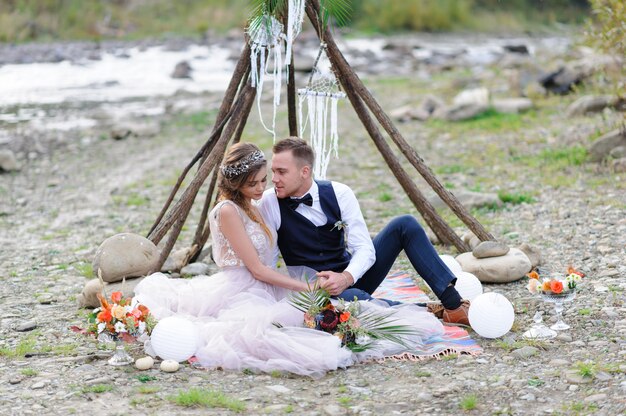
[219,204,309,292]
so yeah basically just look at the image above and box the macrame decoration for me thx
[298,43,346,179]
[247,15,285,139]
[284,0,306,64]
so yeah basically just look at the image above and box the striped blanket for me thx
[373,271,482,359]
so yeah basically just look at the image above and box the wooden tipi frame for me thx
[146,0,494,269]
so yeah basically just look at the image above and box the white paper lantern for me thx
[455,271,483,301]
[468,292,514,338]
[150,317,198,362]
[440,254,463,275]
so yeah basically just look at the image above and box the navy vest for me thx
[277,181,351,272]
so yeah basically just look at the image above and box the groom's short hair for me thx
[273,137,314,168]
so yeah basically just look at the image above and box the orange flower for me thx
[339,312,351,323]
[97,293,110,310]
[567,266,585,278]
[137,304,150,318]
[111,291,122,303]
[542,281,552,291]
[131,309,142,319]
[97,309,112,323]
[550,280,564,294]
[323,303,336,312]
[527,271,540,280]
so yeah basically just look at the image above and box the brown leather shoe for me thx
[442,300,471,327]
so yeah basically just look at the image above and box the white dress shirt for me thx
[258,181,376,284]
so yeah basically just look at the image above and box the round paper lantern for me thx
[440,254,463,275]
[468,292,514,338]
[455,271,483,301]
[150,317,198,362]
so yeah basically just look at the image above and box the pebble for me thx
[31,381,46,390]
[585,393,608,403]
[15,321,37,332]
[511,346,539,359]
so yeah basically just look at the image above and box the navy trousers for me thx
[338,215,456,303]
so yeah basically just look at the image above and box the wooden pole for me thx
[147,49,251,237]
[149,85,256,249]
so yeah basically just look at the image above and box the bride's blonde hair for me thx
[218,143,271,240]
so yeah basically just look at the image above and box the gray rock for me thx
[539,66,587,95]
[0,150,21,172]
[429,190,502,211]
[517,243,542,267]
[492,98,533,114]
[180,262,212,276]
[461,231,481,250]
[550,359,570,367]
[31,381,46,389]
[323,404,347,416]
[564,369,593,384]
[171,60,192,79]
[609,146,626,159]
[438,103,489,121]
[511,346,539,359]
[77,276,145,308]
[16,321,37,332]
[472,241,510,259]
[93,233,160,283]
[453,87,490,107]
[588,129,626,163]
[161,247,194,272]
[566,95,616,117]
[456,248,532,283]
[266,385,291,394]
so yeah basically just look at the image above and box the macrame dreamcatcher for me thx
[298,43,346,179]
[284,0,306,64]
[247,15,285,139]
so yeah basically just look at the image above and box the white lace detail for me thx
[209,200,276,268]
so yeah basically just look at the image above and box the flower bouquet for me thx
[288,288,415,353]
[81,291,156,365]
[527,266,585,295]
[526,266,584,332]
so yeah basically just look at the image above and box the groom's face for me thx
[271,150,311,198]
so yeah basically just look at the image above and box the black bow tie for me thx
[287,193,313,210]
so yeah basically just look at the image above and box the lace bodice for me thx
[209,200,277,268]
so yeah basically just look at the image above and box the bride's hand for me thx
[316,271,353,296]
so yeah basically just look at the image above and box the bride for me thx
[135,143,445,377]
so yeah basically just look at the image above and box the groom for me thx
[259,137,470,327]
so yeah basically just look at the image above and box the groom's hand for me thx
[317,271,353,296]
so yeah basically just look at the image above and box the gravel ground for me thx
[1,35,625,416]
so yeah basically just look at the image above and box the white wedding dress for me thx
[135,200,445,377]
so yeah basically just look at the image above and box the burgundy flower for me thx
[319,309,339,332]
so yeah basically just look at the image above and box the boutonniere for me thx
[331,220,347,232]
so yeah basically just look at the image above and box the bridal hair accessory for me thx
[220,150,266,178]
[298,43,346,179]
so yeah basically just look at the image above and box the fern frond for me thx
[319,0,352,30]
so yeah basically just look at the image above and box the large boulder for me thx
[566,95,617,117]
[92,233,160,283]
[77,276,145,308]
[455,248,532,283]
[588,129,626,163]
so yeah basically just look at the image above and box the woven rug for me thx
[372,271,482,358]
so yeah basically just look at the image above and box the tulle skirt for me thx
[134,269,444,377]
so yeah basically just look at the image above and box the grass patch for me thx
[415,370,432,377]
[566,401,599,414]
[136,374,158,383]
[337,396,352,407]
[21,368,38,377]
[73,262,94,279]
[578,308,591,316]
[136,385,160,394]
[436,164,466,174]
[498,191,536,205]
[168,388,246,412]
[459,394,478,411]
[527,377,544,387]
[574,361,596,379]
[337,384,348,394]
[82,384,114,394]
[0,337,36,358]
[378,192,393,202]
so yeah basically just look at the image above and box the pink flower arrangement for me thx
[527,267,584,295]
